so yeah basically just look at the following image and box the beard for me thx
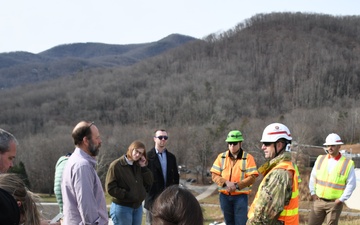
[88,139,100,156]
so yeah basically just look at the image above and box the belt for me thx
[319,198,335,202]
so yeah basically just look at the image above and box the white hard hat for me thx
[260,123,292,142]
[323,133,344,145]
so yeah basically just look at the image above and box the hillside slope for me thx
[0,34,197,88]
[1,12,360,192]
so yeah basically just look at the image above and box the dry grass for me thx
[198,171,360,225]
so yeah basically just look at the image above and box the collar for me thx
[228,148,242,159]
[75,148,97,167]
[328,152,342,161]
[156,148,166,154]
[125,155,134,165]
[257,152,292,176]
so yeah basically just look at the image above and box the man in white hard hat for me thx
[247,123,299,225]
[308,133,356,225]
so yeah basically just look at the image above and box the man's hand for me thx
[335,199,343,205]
[311,194,319,201]
[225,181,236,192]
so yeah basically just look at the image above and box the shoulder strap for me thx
[241,152,248,172]
[220,150,248,174]
[220,151,227,175]
[316,155,326,170]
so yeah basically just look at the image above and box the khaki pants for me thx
[308,199,343,225]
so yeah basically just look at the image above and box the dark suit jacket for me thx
[144,147,179,209]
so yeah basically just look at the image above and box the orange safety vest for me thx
[210,150,258,195]
[248,161,299,224]
[314,155,354,199]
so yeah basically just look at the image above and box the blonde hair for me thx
[0,173,41,225]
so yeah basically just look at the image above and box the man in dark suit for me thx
[144,129,179,225]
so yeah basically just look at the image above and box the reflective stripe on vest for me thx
[248,161,299,225]
[315,155,353,199]
[277,162,299,224]
[218,151,252,194]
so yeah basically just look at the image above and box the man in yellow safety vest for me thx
[308,133,356,225]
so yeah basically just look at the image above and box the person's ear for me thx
[17,201,22,207]
[83,136,90,145]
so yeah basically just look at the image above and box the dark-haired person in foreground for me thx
[151,185,204,225]
[61,121,108,225]
[0,186,20,225]
[144,129,179,225]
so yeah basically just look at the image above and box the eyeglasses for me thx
[84,121,94,138]
[156,136,168,140]
[133,149,144,156]
[262,142,273,146]
[228,142,239,146]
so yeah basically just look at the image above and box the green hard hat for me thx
[225,130,244,142]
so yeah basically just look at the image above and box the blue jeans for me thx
[219,193,248,225]
[110,202,143,225]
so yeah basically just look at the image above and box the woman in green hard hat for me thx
[210,130,259,225]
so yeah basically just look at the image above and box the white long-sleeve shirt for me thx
[309,155,356,202]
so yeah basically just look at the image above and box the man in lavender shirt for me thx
[61,121,108,225]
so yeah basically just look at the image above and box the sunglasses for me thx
[156,136,168,140]
[229,135,241,138]
[228,142,239,146]
[263,142,273,146]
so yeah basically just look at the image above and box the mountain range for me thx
[0,34,197,88]
[1,12,360,192]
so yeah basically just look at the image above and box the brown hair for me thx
[72,121,94,145]
[154,129,166,135]
[151,185,204,225]
[0,173,41,225]
[126,141,147,161]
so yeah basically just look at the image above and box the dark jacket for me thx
[144,147,179,209]
[105,155,154,208]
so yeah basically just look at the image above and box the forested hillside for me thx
[1,12,360,192]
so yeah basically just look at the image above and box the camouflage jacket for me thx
[247,152,293,225]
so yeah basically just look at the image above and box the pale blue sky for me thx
[1,0,359,53]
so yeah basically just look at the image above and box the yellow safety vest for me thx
[314,155,354,199]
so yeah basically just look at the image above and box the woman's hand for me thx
[139,156,148,167]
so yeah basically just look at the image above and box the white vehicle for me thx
[345,168,360,210]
